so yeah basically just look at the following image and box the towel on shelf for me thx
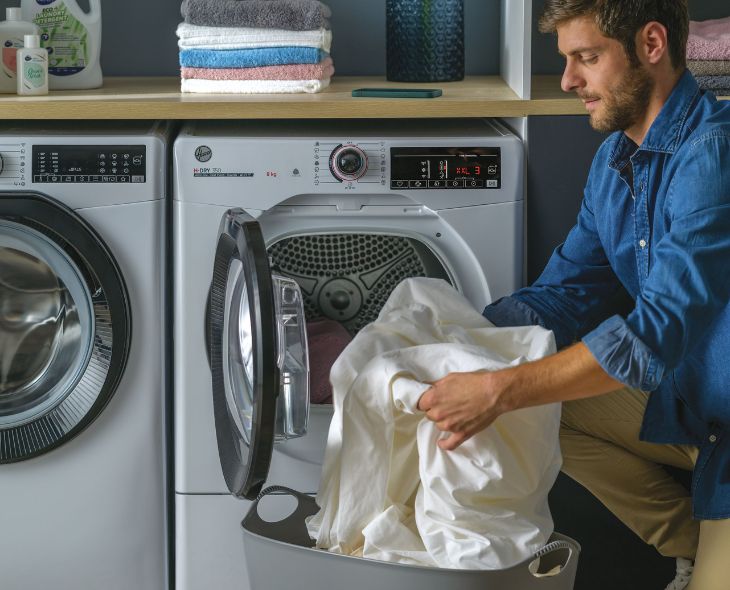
[176,23,332,51]
[688,16,730,60]
[181,77,331,94]
[181,0,331,30]
[179,46,327,68]
[688,59,730,77]
[306,277,562,570]
[696,74,730,91]
[181,57,334,81]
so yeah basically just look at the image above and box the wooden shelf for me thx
[0,75,574,120]
[1,76,725,120]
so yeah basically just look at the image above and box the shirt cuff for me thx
[482,296,545,328]
[582,314,665,391]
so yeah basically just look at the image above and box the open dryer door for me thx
[208,208,309,500]
[0,192,130,463]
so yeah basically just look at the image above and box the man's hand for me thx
[416,343,624,452]
[416,370,512,451]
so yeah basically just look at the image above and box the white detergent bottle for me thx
[21,0,102,89]
[0,7,39,93]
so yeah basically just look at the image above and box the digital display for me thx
[390,146,501,189]
[32,145,147,184]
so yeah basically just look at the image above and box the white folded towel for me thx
[306,277,562,570]
[176,22,332,51]
[180,77,331,94]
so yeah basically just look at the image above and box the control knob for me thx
[329,144,368,182]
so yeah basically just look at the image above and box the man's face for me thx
[557,16,654,134]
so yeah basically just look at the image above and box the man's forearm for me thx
[498,342,625,413]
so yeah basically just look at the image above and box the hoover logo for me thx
[194,145,212,162]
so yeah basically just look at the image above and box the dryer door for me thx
[0,192,130,463]
[209,208,309,500]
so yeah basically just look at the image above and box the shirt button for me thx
[639,239,647,248]
[709,434,717,443]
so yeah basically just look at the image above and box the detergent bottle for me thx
[0,7,39,93]
[21,0,102,89]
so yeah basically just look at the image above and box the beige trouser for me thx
[560,387,730,590]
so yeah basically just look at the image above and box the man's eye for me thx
[581,55,598,64]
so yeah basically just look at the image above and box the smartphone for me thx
[352,88,442,98]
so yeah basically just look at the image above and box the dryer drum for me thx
[268,233,451,335]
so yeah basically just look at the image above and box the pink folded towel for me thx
[688,17,730,60]
[181,57,334,81]
[306,318,352,405]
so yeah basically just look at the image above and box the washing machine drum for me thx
[0,193,130,463]
[268,233,451,335]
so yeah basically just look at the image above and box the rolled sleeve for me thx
[482,296,546,329]
[582,314,665,390]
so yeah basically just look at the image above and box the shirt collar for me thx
[608,69,699,171]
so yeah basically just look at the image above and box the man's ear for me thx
[638,21,669,65]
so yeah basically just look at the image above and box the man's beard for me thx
[582,64,654,133]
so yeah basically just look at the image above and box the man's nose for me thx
[561,62,584,93]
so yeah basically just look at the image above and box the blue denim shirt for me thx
[484,71,730,519]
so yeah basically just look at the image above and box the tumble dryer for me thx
[173,119,525,589]
[0,123,170,590]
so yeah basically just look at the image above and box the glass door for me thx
[0,192,130,462]
[208,208,309,500]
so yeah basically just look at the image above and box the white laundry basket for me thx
[241,487,580,590]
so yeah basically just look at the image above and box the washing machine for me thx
[0,123,170,590]
[173,119,525,589]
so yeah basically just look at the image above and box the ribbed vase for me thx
[386,0,465,82]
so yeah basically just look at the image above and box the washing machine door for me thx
[209,208,309,500]
[0,192,130,463]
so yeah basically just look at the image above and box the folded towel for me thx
[688,17,730,60]
[688,59,730,76]
[181,0,331,30]
[181,57,334,81]
[179,46,327,68]
[181,77,331,94]
[696,75,730,91]
[176,23,332,51]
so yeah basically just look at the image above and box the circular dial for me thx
[329,144,368,182]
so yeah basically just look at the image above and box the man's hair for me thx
[538,0,689,69]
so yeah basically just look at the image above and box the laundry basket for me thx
[241,487,580,590]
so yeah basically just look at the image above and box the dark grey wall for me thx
[0,0,499,76]
[5,1,727,75]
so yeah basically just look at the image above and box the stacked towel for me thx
[688,16,730,97]
[177,0,334,94]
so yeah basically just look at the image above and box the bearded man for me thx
[417,2,730,589]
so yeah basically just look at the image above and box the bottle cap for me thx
[24,34,40,49]
[6,7,22,21]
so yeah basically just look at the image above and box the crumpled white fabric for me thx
[305,278,562,569]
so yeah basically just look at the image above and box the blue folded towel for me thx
[179,46,328,69]
[696,75,730,91]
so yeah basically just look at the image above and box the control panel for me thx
[31,145,147,184]
[390,147,500,190]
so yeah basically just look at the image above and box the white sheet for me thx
[306,278,562,569]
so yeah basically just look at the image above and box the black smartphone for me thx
[351,88,442,98]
